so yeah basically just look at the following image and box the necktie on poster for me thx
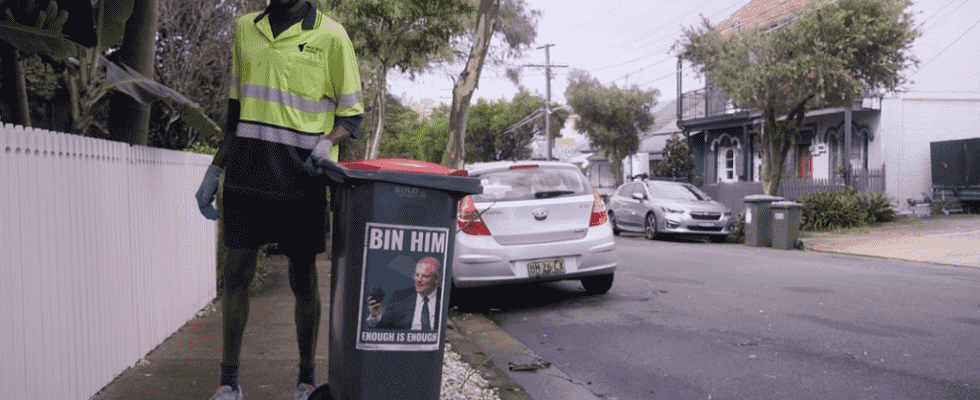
[421,296,430,331]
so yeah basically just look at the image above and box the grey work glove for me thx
[302,137,333,177]
[195,165,223,220]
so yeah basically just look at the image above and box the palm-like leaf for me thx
[0,20,75,60]
[93,0,134,53]
[103,55,221,139]
[0,0,220,141]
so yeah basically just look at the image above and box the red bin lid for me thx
[340,158,468,177]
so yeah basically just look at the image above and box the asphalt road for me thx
[452,234,980,400]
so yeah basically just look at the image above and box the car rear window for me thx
[471,167,592,202]
[646,182,710,201]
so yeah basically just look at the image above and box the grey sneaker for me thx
[209,385,243,400]
[295,383,315,400]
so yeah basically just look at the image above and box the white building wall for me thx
[882,97,980,209]
[879,0,980,209]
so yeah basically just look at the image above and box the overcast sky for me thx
[386,0,754,112]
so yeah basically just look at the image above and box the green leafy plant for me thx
[654,132,695,183]
[733,212,746,243]
[854,190,895,223]
[184,141,218,156]
[800,190,868,231]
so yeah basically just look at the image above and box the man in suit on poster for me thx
[366,256,442,331]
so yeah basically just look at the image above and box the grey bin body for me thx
[742,195,785,247]
[770,201,804,250]
[311,159,482,400]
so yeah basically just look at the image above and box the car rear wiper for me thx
[534,190,576,199]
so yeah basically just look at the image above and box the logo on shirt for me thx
[298,42,323,55]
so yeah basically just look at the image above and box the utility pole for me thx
[526,44,567,160]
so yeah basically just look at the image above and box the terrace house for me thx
[675,0,980,213]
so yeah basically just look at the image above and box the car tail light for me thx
[457,196,491,235]
[509,164,538,169]
[589,187,608,227]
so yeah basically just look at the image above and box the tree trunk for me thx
[761,110,787,196]
[760,100,809,196]
[445,0,500,169]
[0,42,31,127]
[610,155,624,187]
[365,70,387,159]
[108,0,157,145]
[761,139,786,196]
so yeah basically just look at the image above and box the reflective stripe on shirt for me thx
[241,84,337,115]
[237,122,321,150]
[336,91,364,111]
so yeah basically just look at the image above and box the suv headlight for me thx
[661,206,684,214]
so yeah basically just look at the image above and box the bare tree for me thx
[151,0,263,148]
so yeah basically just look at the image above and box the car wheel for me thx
[709,235,727,243]
[644,213,659,240]
[608,211,620,235]
[581,273,614,295]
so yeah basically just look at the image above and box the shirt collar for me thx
[253,1,317,30]
[417,290,437,303]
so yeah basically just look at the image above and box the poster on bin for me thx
[356,222,450,351]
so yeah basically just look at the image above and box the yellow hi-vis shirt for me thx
[224,2,364,199]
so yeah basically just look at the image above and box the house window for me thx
[824,124,871,177]
[754,150,763,182]
[714,135,739,183]
[725,150,735,180]
[852,127,870,170]
[827,131,843,173]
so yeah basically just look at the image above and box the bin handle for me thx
[317,159,347,185]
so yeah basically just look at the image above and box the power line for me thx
[912,17,980,76]
[580,0,752,76]
[637,70,679,87]
[918,0,965,33]
[604,56,676,86]
[607,0,733,52]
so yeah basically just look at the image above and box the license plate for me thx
[527,259,565,277]
[698,222,716,227]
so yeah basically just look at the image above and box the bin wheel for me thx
[608,211,621,235]
[309,384,333,400]
[581,273,614,295]
[644,213,659,240]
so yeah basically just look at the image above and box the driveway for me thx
[800,213,980,268]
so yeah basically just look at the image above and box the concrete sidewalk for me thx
[90,252,528,400]
[91,214,980,400]
[91,254,335,400]
[799,213,980,269]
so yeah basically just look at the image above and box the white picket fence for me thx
[0,124,217,400]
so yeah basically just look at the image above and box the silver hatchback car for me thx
[453,161,618,294]
[606,179,734,242]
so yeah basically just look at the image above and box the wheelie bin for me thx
[770,201,804,250]
[742,194,784,247]
[310,158,482,400]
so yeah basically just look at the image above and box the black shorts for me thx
[222,189,329,255]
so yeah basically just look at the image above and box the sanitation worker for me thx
[194,0,363,398]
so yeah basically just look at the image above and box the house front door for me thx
[799,144,813,179]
